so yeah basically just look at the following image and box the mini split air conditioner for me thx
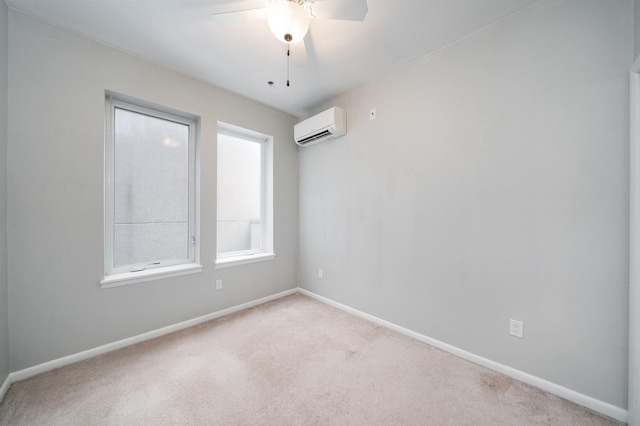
[294,106,346,147]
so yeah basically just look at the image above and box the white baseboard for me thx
[0,373,10,404]
[10,288,297,383]
[298,288,628,424]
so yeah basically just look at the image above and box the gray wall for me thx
[636,0,640,58]
[298,0,631,408]
[7,11,298,371]
[0,0,10,385]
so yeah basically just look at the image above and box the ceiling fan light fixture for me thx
[268,1,309,44]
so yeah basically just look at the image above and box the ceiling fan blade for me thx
[211,7,269,26]
[291,38,308,67]
[308,0,368,21]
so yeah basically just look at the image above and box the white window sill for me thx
[101,263,203,288]
[215,253,276,269]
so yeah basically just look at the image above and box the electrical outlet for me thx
[215,279,223,290]
[509,319,523,338]
[318,269,324,279]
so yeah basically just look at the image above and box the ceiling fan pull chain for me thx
[287,44,291,87]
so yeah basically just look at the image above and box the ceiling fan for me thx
[211,0,368,81]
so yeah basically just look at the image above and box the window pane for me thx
[113,107,190,267]
[217,133,262,254]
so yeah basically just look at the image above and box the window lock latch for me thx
[191,236,196,247]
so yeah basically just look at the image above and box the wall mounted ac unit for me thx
[294,106,346,147]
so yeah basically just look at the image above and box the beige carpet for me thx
[0,293,623,425]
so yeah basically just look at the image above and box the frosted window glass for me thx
[113,107,190,267]
[217,133,262,253]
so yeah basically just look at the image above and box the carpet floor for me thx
[0,293,623,425]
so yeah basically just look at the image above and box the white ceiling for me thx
[5,0,540,117]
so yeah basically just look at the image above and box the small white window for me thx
[102,94,201,287]
[216,122,274,268]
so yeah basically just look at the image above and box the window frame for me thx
[215,122,274,269]
[101,94,202,287]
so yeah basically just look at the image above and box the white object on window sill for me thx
[101,263,203,288]
[215,253,276,269]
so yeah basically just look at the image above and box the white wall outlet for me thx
[509,319,523,338]
[215,279,223,290]
[318,269,324,279]
[369,108,376,120]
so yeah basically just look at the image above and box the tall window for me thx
[103,94,201,287]
[216,122,273,267]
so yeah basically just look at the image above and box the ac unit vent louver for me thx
[297,129,333,145]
